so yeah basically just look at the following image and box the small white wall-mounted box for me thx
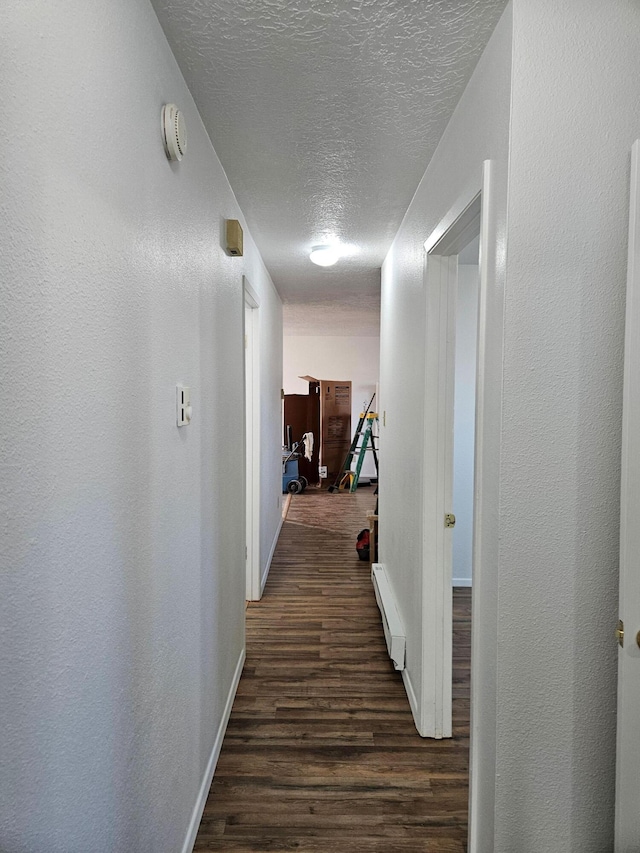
[176,385,192,426]
[162,103,187,162]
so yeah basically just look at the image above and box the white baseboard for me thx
[452,578,472,587]
[282,493,292,519]
[260,514,283,596]
[180,647,246,853]
[402,667,422,735]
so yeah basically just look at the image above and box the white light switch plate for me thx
[176,385,192,426]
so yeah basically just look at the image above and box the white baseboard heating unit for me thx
[371,563,406,671]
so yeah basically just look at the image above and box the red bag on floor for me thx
[356,528,370,561]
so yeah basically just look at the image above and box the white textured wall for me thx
[494,2,640,850]
[380,6,511,850]
[283,335,380,478]
[453,264,479,586]
[0,2,281,852]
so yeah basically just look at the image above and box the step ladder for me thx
[328,407,379,493]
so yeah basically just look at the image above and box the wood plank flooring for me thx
[194,488,471,852]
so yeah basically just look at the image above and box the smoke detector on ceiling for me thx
[161,103,187,162]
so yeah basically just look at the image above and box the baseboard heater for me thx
[371,563,406,671]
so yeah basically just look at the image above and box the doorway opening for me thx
[421,189,482,740]
[453,234,480,590]
[420,162,498,848]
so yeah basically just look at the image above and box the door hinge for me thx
[445,513,456,529]
[616,619,624,647]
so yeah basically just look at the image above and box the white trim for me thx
[402,668,421,733]
[614,139,640,851]
[282,492,292,519]
[424,192,482,256]
[243,275,260,308]
[260,513,284,596]
[468,159,501,853]
[453,578,473,587]
[180,648,246,853]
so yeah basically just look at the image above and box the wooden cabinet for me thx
[284,377,352,487]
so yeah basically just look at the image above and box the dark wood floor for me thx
[194,488,471,852]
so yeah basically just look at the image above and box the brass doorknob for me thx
[637,630,640,650]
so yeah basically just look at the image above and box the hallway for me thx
[194,489,471,852]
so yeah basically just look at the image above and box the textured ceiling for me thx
[150,0,507,334]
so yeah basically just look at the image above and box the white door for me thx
[244,279,261,601]
[615,139,640,851]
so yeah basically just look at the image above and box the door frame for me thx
[421,161,500,848]
[615,138,640,849]
[421,190,481,740]
[244,276,261,601]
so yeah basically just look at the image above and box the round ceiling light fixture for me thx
[309,244,341,267]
